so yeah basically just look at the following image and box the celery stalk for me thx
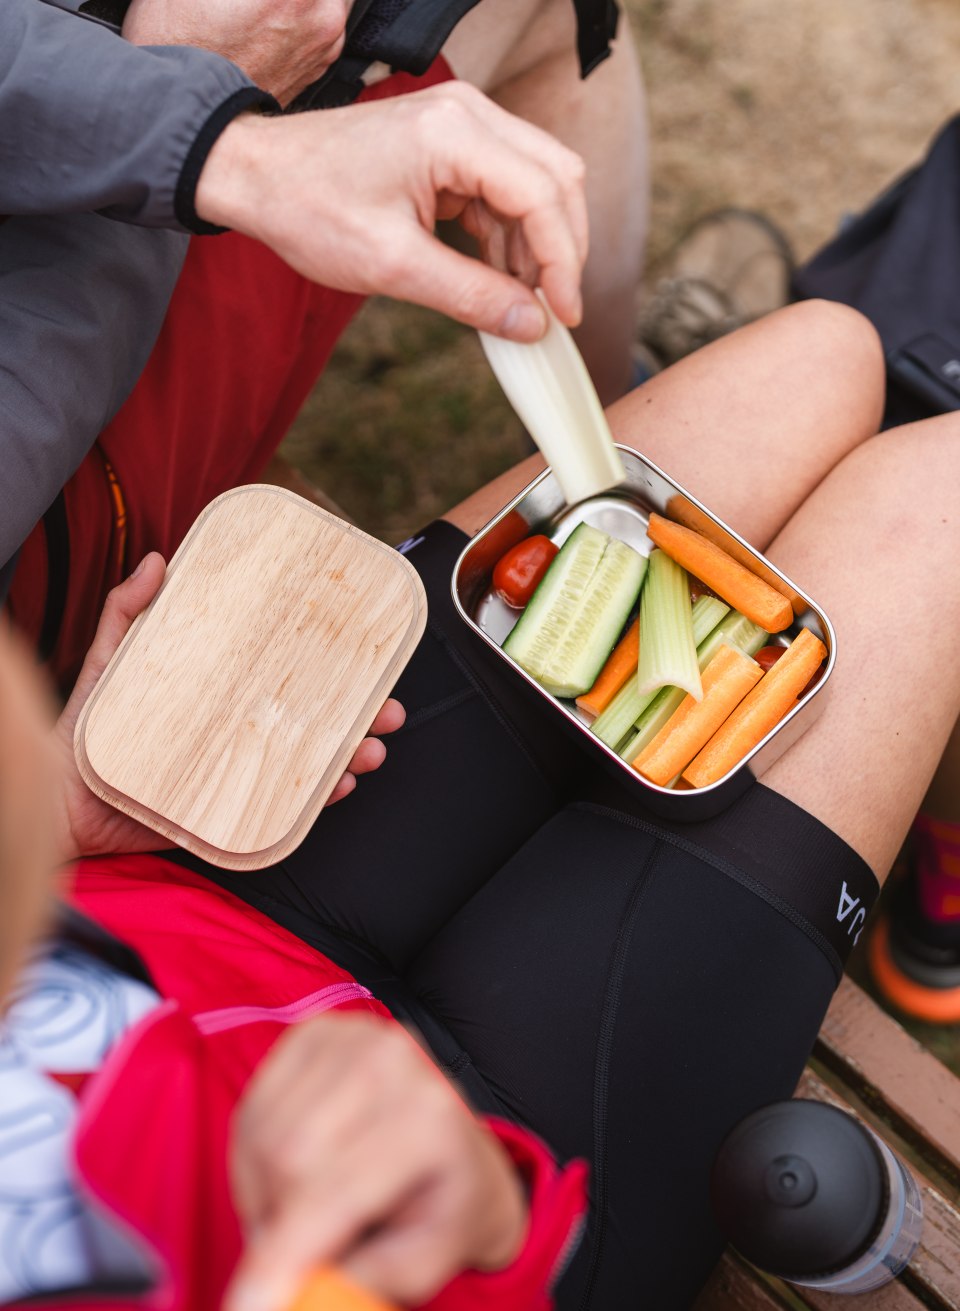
[591,594,728,751]
[691,595,731,645]
[478,295,625,505]
[591,674,659,749]
[636,550,702,702]
[624,610,767,761]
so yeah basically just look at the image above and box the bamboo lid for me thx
[75,486,426,869]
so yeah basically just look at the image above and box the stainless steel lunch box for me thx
[451,445,835,821]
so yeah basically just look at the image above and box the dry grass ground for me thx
[280,0,960,1068]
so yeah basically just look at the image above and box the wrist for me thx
[179,91,280,235]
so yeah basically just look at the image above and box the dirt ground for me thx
[280,1,960,1068]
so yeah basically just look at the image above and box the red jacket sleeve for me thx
[423,1119,588,1311]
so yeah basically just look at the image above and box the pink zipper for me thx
[193,981,373,1035]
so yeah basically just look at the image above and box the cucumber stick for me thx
[504,524,647,699]
[592,594,729,750]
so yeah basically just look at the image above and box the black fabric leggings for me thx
[185,521,871,1310]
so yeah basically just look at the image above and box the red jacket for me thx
[44,855,586,1311]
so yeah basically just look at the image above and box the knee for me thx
[772,299,885,433]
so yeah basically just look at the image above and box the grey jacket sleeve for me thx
[0,215,187,576]
[1,0,277,231]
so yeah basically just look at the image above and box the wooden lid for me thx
[74,486,427,869]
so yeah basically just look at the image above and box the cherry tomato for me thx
[754,645,786,673]
[493,535,559,608]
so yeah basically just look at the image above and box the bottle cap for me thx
[710,1100,887,1277]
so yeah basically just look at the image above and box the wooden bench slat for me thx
[816,978,960,1182]
[796,1070,960,1310]
[692,1253,797,1310]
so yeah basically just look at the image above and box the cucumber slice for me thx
[503,524,647,699]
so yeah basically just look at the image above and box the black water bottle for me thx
[710,1100,923,1294]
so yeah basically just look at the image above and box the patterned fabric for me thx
[0,944,159,1301]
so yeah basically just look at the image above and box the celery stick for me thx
[624,610,767,761]
[691,595,730,645]
[636,550,702,702]
[592,673,660,750]
[591,596,728,752]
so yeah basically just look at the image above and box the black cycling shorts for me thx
[184,519,878,1311]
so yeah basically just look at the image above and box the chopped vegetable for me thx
[478,296,626,504]
[632,643,764,786]
[666,493,804,617]
[504,523,646,699]
[493,535,559,608]
[647,512,794,633]
[591,594,729,749]
[683,627,828,788]
[575,616,640,717]
[637,549,703,703]
[620,609,766,761]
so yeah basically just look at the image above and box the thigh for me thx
[606,299,885,552]
[760,410,960,875]
[405,799,839,1310]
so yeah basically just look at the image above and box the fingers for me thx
[59,554,166,731]
[325,698,405,807]
[227,1016,526,1311]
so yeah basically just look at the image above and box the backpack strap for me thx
[294,0,620,110]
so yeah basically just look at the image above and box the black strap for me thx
[38,492,70,664]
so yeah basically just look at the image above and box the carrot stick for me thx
[683,627,827,788]
[647,513,793,633]
[631,643,763,786]
[575,617,640,717]
[287,1269,397,1311]
[666,494,805,617]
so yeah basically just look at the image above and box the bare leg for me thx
[760,414,960,875]
[447,299,960,880]
[921,719,960,822]
[443,0,649,404]
[446,299,885,541]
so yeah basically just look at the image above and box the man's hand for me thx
[54,555,404,864]
[123,0,350,107]
[226,1015,528,1311]
[196,82,588,342]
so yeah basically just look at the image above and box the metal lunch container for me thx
[450,445,836,821]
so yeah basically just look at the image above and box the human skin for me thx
[445,297,960,882]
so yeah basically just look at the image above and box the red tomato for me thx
[755,645,786,673]
[493,535,559,608]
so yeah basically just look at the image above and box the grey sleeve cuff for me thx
[1,0,278,229]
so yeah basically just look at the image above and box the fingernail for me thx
[131,557,147,578]
[500,300,546,341]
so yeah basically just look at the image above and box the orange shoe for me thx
[868,877,960,1025]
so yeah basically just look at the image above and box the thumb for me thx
[62,553,166,723]
[381,229,550,341]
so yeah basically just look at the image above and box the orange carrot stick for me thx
[665,494,805,617]
[575,617,640,717]
[683,627,827,789]
[647,513,793,633]
[631,643,763,787]
[287,1269,396,1311]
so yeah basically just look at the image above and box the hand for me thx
[54,555,405,863]
[225,1015,528,1311]
[195,82,588,341]
[123,0,350,107]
